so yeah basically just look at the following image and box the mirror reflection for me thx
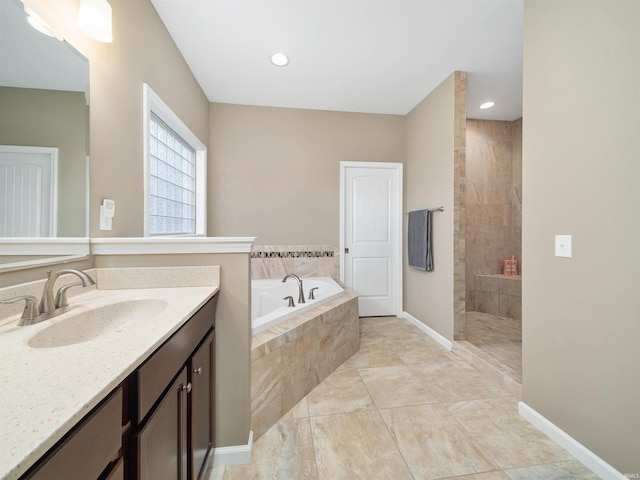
[1,0,89,238]
[1,0,90,269]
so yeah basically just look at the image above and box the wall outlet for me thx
[555,235,572,258]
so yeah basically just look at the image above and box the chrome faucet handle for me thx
[308,287,319,300]
[282,273,305,304]
[283,296,295,307]
[1,295,39,326]
[40,268,95,315]
[55,282,83,308]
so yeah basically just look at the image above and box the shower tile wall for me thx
[251,245,340,281]
[465,119,522,312]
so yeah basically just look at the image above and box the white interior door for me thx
[0,145,57,237]
[341,162,402,317]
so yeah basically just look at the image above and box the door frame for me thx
[339,161,403,316]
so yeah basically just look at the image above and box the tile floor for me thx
[210,316,599,480]
[465,312,522,383]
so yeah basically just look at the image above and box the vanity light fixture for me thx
[78,0,113,43]
[25,9,55,37]
[270,52,290,67]
[21,0,63,40]
[480,101,496,110]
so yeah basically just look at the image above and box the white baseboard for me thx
[401,311,453,351]
[212,430,254,467]
[518,402,627,480]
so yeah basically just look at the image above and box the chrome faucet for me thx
[282,273,305,304]
[40,269,95,316]
[0,269,95,326]
[0,295,39,326]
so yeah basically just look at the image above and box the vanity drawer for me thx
[24,387,122,480]
[136,295,217,422]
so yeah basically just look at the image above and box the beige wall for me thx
[523,0,640,474]
[209,103,405,245]
[404,72,464,341]
[88,0,209,237]
[0,87,87,237]
[41,0,210,238]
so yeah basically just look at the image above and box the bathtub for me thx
[251,276,344,335]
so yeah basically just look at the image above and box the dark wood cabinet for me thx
[135,369,189,480]
[190,330,215,480]
[19,293,217,480]
[132,294,217,480]
[22,387,123,480]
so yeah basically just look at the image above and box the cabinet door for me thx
[135,369,189,480]
[24,388,122,480]
[190,331,214,480]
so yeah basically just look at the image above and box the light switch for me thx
[555,235,572,258]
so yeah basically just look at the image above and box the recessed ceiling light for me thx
[270,52,289,67]
[480,101,496,109]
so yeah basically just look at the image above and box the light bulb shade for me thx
[78,0,112,43]
[24,8,55,38]
[22,0,64,40]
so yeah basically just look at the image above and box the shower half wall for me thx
[465,118,522,320]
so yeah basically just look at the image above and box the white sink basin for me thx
[28,298,168,348]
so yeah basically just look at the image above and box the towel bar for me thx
[406,206,444,214]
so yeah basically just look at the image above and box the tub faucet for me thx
[40,269,96,316]
[282,273,305,304]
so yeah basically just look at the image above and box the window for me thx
[143,84,206,236]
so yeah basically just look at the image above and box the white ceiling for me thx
[151,0,523,120]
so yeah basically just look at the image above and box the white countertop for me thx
[0,283,219,480]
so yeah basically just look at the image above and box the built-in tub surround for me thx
[0,266,219,480]
[251,288,359,440]
[251,245,339,281]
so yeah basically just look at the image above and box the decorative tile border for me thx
[250,250,334,259]
[250,245,340,281]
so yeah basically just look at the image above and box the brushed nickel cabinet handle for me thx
[193,367,203,375]
[180,382,192,394]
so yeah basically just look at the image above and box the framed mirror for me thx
[0,0,90,271]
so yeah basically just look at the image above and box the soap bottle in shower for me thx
[503,256,518,276]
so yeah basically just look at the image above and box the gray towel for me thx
[408,209,433,271]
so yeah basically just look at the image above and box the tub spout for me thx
[282,273,305,304]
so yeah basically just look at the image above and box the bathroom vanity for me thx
[20,294,217,480]
[134,295,217,480]
[0,279,219,480]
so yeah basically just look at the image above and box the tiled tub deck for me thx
[250,289,360,439]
